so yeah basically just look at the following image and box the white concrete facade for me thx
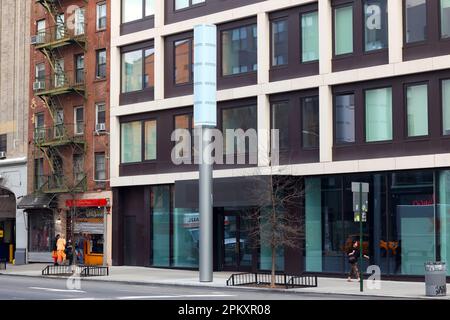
[110,0,450,188]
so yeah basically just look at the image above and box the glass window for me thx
[121,121,142,163]
[364,0,388,52]
[335,94,355,144]
[405,0,427,43]
[407,84,429,137]
[222,105,257,155]
[302,96,320,149]
[34,158,44,190]
[74,106,84,135]
[174,39,192,84]
[56,14,65,40]
[175,0,205,10]
[144,120,157,160]
[28,211,54,252]
[122,0,143,23]
[173,207,199,268]
[302,11,319,62]
[443,80,450,135]
[75,54,84,84]
[96,103,106,126]
[0,134,6,153]
[37,19,46,42]
[175,114,196,159]
[96,2,107,30]
[442,0,450,38]
[271,20,288,66]
[122,47,154,93]
[222,24,258,76]
[96,49,107,79]
[439,170,450,275]
[122,50,142,92]
[95,153,106,181]
[271,101,290,151]
[152,186,170,267]
[35,63,45,82]
[144,48,155,89]
[365,87,393,142]
[74,7,85,36]
[334,5,353,55]
[73,154,84,183]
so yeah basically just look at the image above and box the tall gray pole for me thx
[193,24,217,283]
[199,127,213,282]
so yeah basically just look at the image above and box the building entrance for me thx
[217,208,254,272]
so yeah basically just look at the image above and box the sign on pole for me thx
[194,24,217,128]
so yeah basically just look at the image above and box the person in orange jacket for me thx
[56,235,67,265]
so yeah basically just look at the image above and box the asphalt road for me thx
[0,275,402,300]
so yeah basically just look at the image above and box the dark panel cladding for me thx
[112,186,147,266]
[332,69,450,161]
[165,0,266,25]
[121,16,154,35]
[174,176,272,208]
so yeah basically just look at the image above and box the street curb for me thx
[1,272,440,300]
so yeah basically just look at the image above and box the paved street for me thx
[0,275,401,300]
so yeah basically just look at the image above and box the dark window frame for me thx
[164,31,194,98]
[331,0,389,72]
[120,117,158,165]
[0,134,6,153]
[96,1,107,31]
[362,85,394,144]
[74,54,85,84]
[172,113,196,163]
[441,77,450,136]
[173,0,206,12]
[334,91,356,146]
[333,69,450,161]
[269,89,320,165]
[120,0,155,35]
[96,49,107,80]
[269,3,319,82]
[120,40,155,105]
[403,0,450,61]
[217,17,258,90]
[403,80,431,140]
[165,0,264,25]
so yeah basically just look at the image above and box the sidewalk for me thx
[1,263,448,300]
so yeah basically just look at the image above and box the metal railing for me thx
[34,124,86,145]
[42,265,109,277]
[32,25,86,47]
[37,174,87,193]
[33,73,85,94]
[226,272,318,289]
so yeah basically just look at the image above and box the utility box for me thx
[425,262,447,297]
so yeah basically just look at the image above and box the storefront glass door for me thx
[222,209,253,271]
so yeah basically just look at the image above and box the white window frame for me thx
[95,103,106,127]
[96,2,107,31]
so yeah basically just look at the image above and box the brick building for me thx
[19,0,111,265]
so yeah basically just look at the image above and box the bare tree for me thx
[244,171,305,288]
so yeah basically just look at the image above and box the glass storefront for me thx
[305,169,450,276]
[28,211,54,252]
[151,186,170,267]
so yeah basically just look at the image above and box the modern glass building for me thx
[110,0,450,278]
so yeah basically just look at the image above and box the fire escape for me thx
[32,0,87,194]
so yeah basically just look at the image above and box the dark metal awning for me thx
[17,193,57,210]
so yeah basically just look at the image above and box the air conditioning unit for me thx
[31,34,45,45]
[0,151,6,160]
[33,81,46,91]
[96,123,106,132]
